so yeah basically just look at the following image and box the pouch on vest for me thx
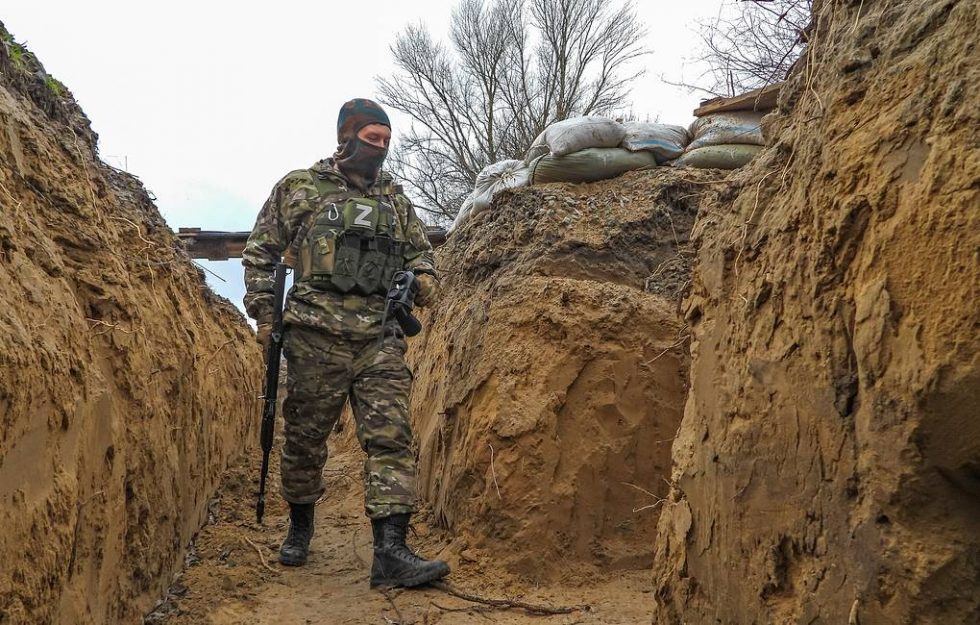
[334,198,376,294]
[356,236,386,294]
[302,201,345,288]
[377,200,405,293]
[305,232,337,286]
[293,190,405,295]
[331,231,361,293]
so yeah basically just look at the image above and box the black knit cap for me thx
[337,98,391,144]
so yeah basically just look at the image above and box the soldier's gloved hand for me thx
[255,322,272,352]
[413,273,439,308]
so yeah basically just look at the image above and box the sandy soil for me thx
[0,22,261,625]
[406,169,727,583]
[151,429,658,625]
[652,1,980,623]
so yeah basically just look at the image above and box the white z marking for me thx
[353,203,374,227]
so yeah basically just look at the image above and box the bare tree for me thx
[694,0,812,98]
[378,0,646,223]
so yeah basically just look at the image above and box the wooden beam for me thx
[694,83,782,117]
[175,228,249,260]
[175,226,449,260]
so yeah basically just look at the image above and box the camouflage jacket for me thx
[242,159,435,339]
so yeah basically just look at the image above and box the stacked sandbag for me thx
[452,116,689,230]
[524,116,627,162]
[672,144,763,169]
[452,159,529,230]
[674,111,766,170]
[528,148,656,185]
[620,122,690,163]
[522,116,659,185]
[687,112,765,149]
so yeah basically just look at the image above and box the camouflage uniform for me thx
[242,158,435,519]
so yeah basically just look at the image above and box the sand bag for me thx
[451,195,474,231]
[525,116,626,162]
[452,159,529,231]
[671,144,762,170]
[620,122,690,163]
[528,147,657,185]
[471,159,529,215]
[687,111,765,150]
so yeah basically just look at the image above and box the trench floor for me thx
[150,433,655,625]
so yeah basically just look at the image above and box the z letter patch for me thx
[354,203,374,227]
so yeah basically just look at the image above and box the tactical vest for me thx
[289,170,409,297]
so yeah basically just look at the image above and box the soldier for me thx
[242,98,449,588]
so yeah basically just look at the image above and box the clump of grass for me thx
[1,30,34,71]
[1,31,65,98]
[45,75,65,97]
[7,40,29,70]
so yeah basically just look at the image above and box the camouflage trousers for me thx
[280,323,416,519]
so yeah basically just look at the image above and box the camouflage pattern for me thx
[242,159,435,340]
[243,158,434,519]
[280,324,416,518]
[336,98,390,142]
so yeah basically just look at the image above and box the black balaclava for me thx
[332,98,391,191]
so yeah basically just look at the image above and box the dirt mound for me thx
[0,25,262,624]
[407,168,727,582]
[652,1,980,623]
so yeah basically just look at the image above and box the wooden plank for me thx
[694,83,782,117]
[175,229,249,260]
[175,226,449,260]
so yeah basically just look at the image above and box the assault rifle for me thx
[256,261,288,524]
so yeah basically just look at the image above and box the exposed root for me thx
[621,482,669,513]
[488,444,502,500]
[192,260,228,282]
[642,334,691,366]
[86,317,133,335]
[242,537,278,574]
[431,581,590,616]
[430,601,497,619]
[382,589,408,625]
[201,338,236,371]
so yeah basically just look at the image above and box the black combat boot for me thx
[370,514,450,588]
[279,502,315,566]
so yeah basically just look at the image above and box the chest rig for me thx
[289,170,407,297]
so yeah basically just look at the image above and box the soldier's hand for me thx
[413,273,439,308]
[255,322,272,352]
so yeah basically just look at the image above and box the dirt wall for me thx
[407,169,726,582]
[0,27,262,624]
[652,1,979,623]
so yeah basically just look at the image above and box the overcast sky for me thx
[3,0,729,314]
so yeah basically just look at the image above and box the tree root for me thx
[242,537,278,574]
[431,581,590,616]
